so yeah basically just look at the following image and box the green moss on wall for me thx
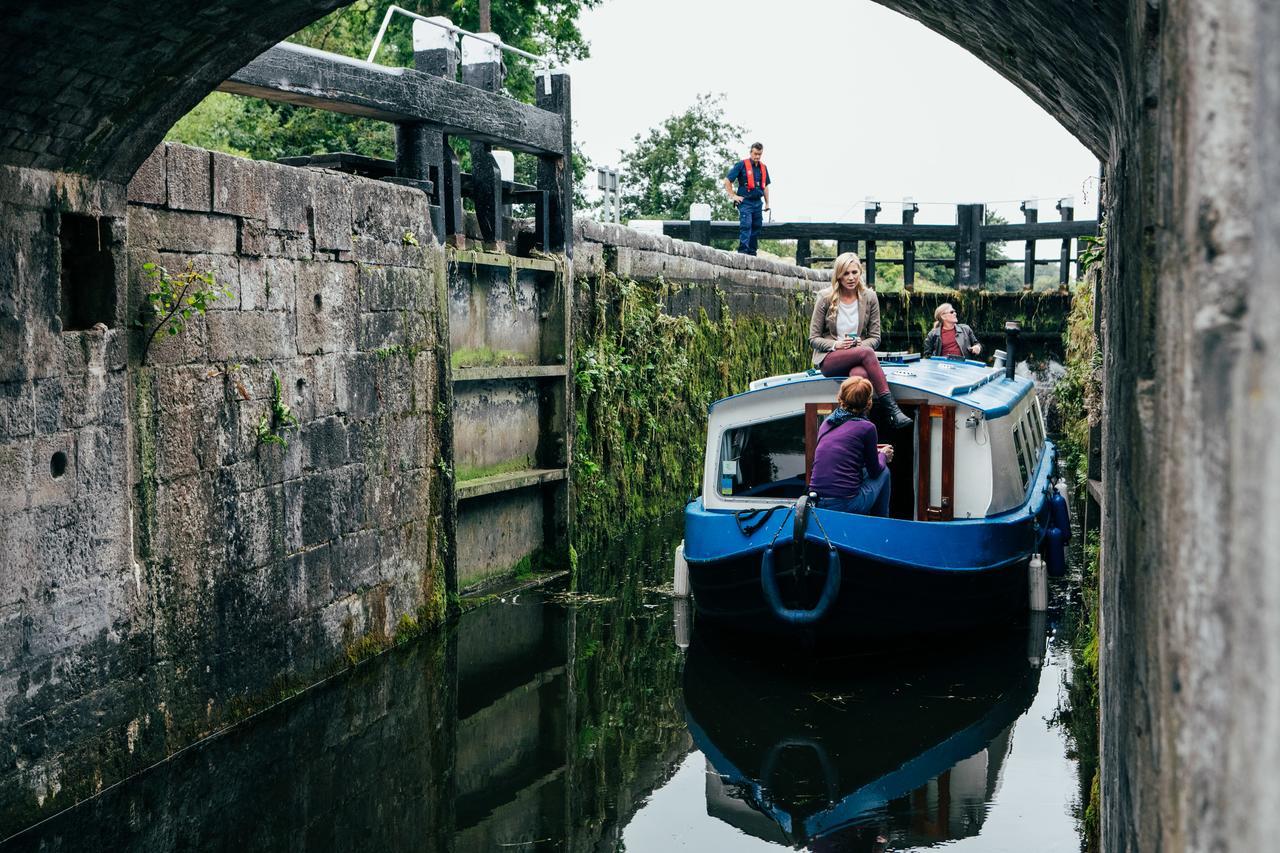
[571,274,809,548]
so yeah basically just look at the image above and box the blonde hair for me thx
[932,302,955,331]
[837,376,874,416]
[826,252,864,323]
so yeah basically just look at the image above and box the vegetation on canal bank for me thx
[571,273,809,543]
[1052,270,1102,850]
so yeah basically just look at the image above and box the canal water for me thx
[2,516,1088,852]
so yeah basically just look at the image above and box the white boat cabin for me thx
[702,359,1047,521]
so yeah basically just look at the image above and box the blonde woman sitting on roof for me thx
[808,252,912,429]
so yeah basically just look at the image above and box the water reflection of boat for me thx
[682,351,1065,641]
[682,618,1045,850]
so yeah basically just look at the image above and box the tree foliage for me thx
[618,94,746,221]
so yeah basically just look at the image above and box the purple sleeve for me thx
[862,423,885,478]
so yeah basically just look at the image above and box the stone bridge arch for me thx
[1,1,1276,850]
[0,0,346,182]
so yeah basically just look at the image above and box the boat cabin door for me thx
[910,402,955,521]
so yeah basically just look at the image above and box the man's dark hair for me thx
[750,142,763,151]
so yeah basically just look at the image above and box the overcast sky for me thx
[563,0,1101,227]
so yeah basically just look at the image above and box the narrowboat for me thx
[680,337,1068,641]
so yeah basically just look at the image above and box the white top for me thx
[835,298,860,339]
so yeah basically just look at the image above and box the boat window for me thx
[1034,399,1046,447]
[718,414,808,498]
[1025,409,1041,464]
[1012,421,1030,489]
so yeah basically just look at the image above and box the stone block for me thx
[154,365,223,479]
[335,355,377,419]
[330,531,381,597]
[205,312,294,362]
[301,416,348,473]
[225,485,285,570]
[296,261,357,356]
[297,471,337,548]
[373,355,416,415]
[27,432,75,509]
[0,382,34,438]
[165,143,212,212]
[60,327,128,378]
[32,379,63,435]
[309,354,340,419]
[359,263,428,312]
[127,146,165,206]
[263,165,312,234]
[151,474,218,574]
[141,313,208,366]
[135,251,241,311]
[239,257,296,312]
[287,542,335,620]
[350,180,434,266]
[211,151,267,221]
[309,171,354,253]
[128,207,236,255]
[333,463,368,535]
[0,439,32,513]
[359,311,404,353]
[238,218,313,260]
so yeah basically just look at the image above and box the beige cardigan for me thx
[809,289,882,366]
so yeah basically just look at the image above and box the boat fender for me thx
[673,540,690,598]
[760,545,842,625]
[1044,526,1067,578]
[1028,554,1048,611]
[1049,484,1071,544]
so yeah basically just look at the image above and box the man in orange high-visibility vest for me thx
[723,142,771,255]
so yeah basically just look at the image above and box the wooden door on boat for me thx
[803,401,837,483]
[916,404,956,521]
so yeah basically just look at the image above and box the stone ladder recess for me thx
[449,250,570,591]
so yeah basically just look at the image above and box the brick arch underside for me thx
[0,0,1126,185]
[0,0,346,183]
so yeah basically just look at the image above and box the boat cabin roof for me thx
[710,358,1035,418]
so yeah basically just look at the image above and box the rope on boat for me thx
[734,505,789,538]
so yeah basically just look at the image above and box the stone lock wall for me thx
[0,144,449,829]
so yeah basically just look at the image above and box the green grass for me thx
[451,347,533,369]
[455,456,533,482]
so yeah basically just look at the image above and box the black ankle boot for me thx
[877,393,913,429]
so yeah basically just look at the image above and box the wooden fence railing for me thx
[220,33,573,255]
[662,200,1097,290]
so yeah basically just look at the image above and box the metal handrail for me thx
[366,4,544,65]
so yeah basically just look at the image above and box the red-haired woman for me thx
[808,252,911,429]
[808,377,894,516]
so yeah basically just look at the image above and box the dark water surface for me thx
[3,517,1085,852]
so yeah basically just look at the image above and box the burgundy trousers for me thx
[819,346,890,395]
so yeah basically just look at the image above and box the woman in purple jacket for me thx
[809,377,895,516]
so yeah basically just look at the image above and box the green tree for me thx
[168,0,600,161]
[618,94,746,221]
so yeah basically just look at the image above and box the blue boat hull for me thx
[688,544,1029,641]
[684,444,1056,641]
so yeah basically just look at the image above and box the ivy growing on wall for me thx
[571,274,809,547]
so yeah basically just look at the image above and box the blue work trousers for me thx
[821,466,891,517]
[737,198,763,255]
